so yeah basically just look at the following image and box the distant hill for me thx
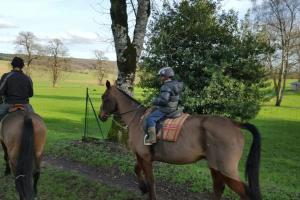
[0,53,14,61]
[0,53,117,73]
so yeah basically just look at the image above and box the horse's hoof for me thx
[139,181,149,194]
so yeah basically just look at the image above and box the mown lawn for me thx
[0,60,299,199]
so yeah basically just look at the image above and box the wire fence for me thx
[83,88,112,140]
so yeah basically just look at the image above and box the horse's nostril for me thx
[99,113,108,121]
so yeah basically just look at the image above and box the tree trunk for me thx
[107,0,150,143]
[275,44,286,106]
[106,115,128,144]
[268,53,279,98]
[275,48,290,106]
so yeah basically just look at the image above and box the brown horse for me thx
[0,110,46,200]
[99,81,261,200]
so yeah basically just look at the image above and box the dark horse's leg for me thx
[135,154,149,194]
[1,141,11,175]
[33,158,42,198]
[222,175,250,200]
[15,177,25,200]
[139,157,156,200]
[210,168,225,200]
[33,171,40,198]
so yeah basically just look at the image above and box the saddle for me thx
[157,113,189,142]
[8,104,26,113]
[142,108,190,142]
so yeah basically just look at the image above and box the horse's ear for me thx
[106,80,111,89]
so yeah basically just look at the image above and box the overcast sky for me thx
[0,0,252,61]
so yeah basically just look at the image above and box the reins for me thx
[112,105,144,129]
[117,105,143,116]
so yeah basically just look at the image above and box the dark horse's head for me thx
[98,80,118,121]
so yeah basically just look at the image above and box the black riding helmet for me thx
[11,57,25,69]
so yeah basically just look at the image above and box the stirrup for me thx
[144,135,152,146]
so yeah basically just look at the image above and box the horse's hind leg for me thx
[1,141,10,175]
[33,158,42,198]
[33,171,40,197]
[135,154,148,194]
[210,168,225,200]
[222,175,249,200]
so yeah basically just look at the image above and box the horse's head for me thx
[99,80,118,121]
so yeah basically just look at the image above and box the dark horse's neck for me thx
[114,87,146,126]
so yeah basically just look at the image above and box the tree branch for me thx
[132,0,151,60]
[129,0,137,18]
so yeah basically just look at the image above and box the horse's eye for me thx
[103,99,114,109]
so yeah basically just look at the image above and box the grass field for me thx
[0,164,142,200]
[0,60,299,199]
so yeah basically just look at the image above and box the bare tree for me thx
[252,0,300,106]
[47,39,68,87]
[94,50,108,85]
[14,31,42,76]
[110,0,151,94]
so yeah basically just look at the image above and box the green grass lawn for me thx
[0,61,299,199]
[0,162,142,200]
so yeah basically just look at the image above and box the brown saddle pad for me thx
[141,108,190,142]
[157,113,189,142]
[8,104,26,112]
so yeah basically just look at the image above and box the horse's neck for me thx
[114,89,143,126]
[114,89,147,148]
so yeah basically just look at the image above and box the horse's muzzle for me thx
[99,112,109,121]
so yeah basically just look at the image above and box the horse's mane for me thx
[115,87,145,107]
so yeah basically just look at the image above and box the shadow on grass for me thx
[44,116,109,141]
[45,117,83,134]
[34,94,86,101]
[53,108,86,116]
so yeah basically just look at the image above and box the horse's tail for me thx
[240,122,261,200]
[15,114,35,199]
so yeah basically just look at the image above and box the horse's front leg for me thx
[135,154,149,194]
[140,158,156,200]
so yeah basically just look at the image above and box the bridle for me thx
[102,105,144,130]
[100,87,145,129]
